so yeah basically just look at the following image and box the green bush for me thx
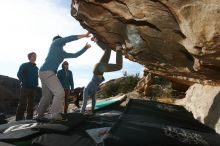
[118,74,140,93]
[101,72,140,97]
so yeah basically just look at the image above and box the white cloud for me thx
[0,0,143,87]
[0,1,98,77]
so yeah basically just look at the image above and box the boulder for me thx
[175,84,220,134]
[71,0,220,86]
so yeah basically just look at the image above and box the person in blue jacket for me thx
[16,52,38,121]
[81,36,123,114]
[57,61,74,114]
[37,32,91,121]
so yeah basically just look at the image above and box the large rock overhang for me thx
[71,0,220,86]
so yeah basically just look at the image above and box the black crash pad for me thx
[32,113,86,134]
[104,99,220,146]
[0,121,40,142]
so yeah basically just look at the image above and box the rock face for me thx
[0,75,42,115]
[175,84,220,134]
[0,75,20,114]
[71,0,220,86]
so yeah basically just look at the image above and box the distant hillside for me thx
[0,75,41,116]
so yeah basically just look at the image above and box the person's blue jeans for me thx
[81,87,96,113]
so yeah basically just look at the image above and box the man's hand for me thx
[116,44,123,51]
[85,42,91,49]
[91,36,98,42]
[84,32,91,38]
[78,32,91,39]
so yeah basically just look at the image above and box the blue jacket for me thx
[40,35,88,73]
[17,62,39,89]
[57,69,74,90]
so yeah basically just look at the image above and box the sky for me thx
[0,0,144,87]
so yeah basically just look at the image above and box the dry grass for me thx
[157,96,176,104]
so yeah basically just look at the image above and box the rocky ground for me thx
[4,73,184,123]
[4,74,219,135]
[0,75,41,117]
